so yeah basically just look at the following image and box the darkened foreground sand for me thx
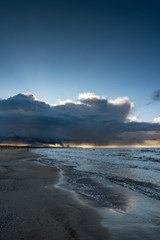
[0,149,111,240]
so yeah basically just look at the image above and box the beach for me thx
[0,149,111,240]
[1,148,160,240]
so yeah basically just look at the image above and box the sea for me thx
[31,148,160,212]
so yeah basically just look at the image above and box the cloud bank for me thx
[0,92,160,147]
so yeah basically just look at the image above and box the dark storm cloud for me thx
[0,93,160,146]
[0,93,50,112]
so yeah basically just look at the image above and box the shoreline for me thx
[32,148,160,240]
[0,149,111,240]
[1,148,160,240]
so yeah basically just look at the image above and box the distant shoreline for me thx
[0,145,55,149]
[0,145,160,149]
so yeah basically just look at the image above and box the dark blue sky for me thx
[0,0,160,122]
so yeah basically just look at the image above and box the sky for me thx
[0,0,160,146]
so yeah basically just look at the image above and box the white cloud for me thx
[153,116,160,124]
[78,92,100,100]
[127,116,142,122]
[108,96,132,106]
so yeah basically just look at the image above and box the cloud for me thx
[0,92,160,147]
[153,116,160,124]
[146,89,160,106]
[78,92,100,100]
[126,116,142,122]
[153,89,160,101]
[0,93,50,112]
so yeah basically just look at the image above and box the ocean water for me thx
[31,148,160,210]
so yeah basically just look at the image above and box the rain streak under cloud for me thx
[0,92,160,147]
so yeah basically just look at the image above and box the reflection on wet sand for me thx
[62,167,132,213]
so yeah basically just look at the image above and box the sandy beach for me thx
[0,149,111,240]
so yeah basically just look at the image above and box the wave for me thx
[31,148,160,202]
[107,176,160,200]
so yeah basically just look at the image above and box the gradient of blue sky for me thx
[0,0,160,122]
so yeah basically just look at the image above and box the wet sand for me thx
[0,149,111,240]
